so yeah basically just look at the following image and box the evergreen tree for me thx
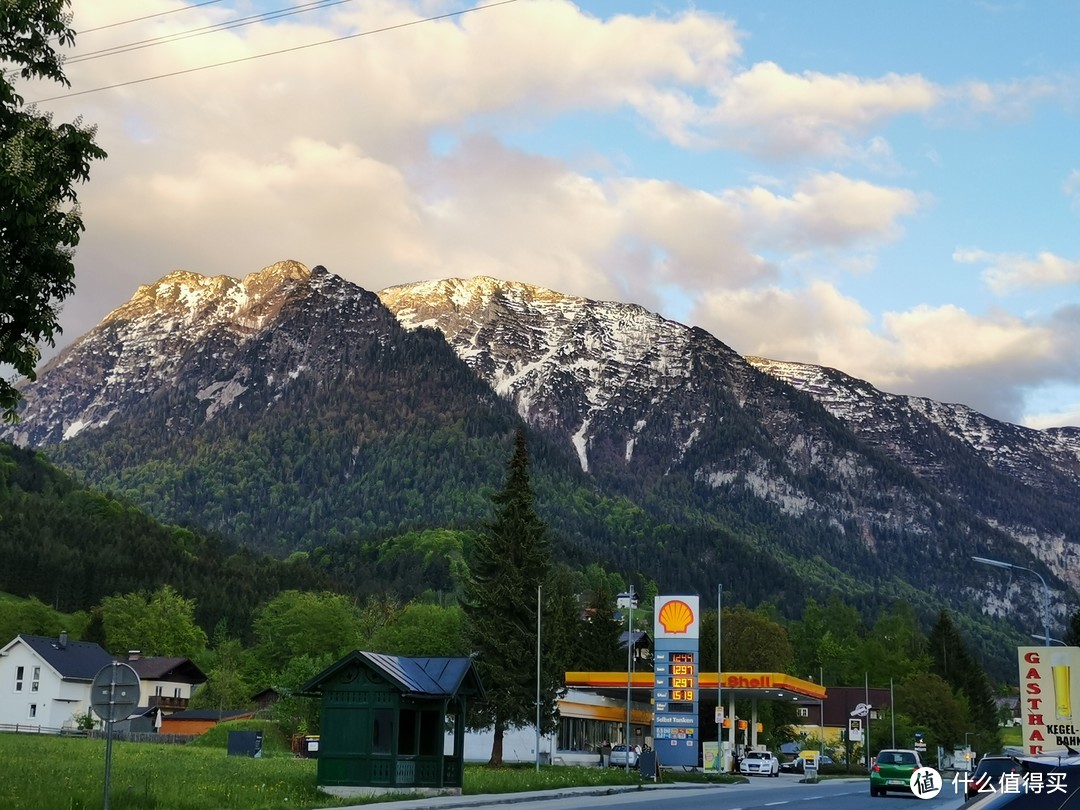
[577,575,624,671]
[927,609,1000,752]
[463,430,556,765]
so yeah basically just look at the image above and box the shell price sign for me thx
[653,595,700,768]
[654,595,700,640]
[1018,646,1080,754]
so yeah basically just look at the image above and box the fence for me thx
[0,724,195,745]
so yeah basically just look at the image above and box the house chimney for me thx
[128,650,141,660]
[59,631,68,649]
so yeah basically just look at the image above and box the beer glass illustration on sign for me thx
[1051,652,1072,722]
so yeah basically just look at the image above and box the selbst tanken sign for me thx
[1018,645,1080,754]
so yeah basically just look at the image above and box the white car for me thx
[609,744,639,767]
[740,750,780,777]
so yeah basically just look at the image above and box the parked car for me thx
[780,753,835,773]
[740,750,780,777]
[967,755,1020,800]
[869,748,922,797]
[960,754,1080,808]
[608,744,638,767]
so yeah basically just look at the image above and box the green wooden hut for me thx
[299,650,485,798]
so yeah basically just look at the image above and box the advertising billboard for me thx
[1018,645,1080,755]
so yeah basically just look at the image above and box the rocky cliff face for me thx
[745,357,1080,591]
[380,277,1077,606]
[4,264,1075,630]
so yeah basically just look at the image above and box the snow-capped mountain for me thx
[6,261,395,447]
[745,357,1080,591]
[4,263,1076,635]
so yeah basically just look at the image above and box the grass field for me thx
[0,730,652,810]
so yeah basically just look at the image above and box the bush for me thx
[185,719,292,755]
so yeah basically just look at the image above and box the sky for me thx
[18,0,1080,428]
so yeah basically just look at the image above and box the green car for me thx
[870,749,922,797]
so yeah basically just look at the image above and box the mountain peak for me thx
[241,260,312,295]
[379,275,575,320]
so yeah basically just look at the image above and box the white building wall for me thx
[0,642,90,730]
[140,678,195,706]
[444,723,557,764]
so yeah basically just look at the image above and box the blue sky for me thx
[25,0,1080,427]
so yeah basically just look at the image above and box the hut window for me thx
[398,709,418,755]
[372,709,393,754]
[419,711,440,756]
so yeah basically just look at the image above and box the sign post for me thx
[90,662,141,810]
[851,702,870,772]
[653,595,701,768]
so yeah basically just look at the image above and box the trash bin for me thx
[303,735,320,758]
[227,730,263,758]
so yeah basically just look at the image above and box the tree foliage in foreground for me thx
[1,0,107,422]
[463,430,565,766]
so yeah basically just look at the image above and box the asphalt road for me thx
[517,776,967,809]
[352,772,973,810]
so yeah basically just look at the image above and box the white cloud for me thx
[689,284,1080,424]
[726,173,922,252]
[1065,170,1080,206]
[948,77,1064,122]
[954,248,1080,294]
[694,62,940,159]
[1024,403,1080,431]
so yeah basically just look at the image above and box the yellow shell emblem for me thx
[658,599,694,634]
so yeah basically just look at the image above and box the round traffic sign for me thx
[90,662,141,723]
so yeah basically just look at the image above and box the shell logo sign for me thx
[658,600,694,633]
[654,595,700,639]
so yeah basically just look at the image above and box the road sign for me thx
[848,717,864,742]
[90,663,141,723]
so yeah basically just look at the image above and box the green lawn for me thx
[0,732,654,810]
[1000,725,1022,748]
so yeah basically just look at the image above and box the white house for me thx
[0,632,114,731]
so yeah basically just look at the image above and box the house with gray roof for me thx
[0,632,114,732]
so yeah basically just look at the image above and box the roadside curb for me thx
[320,780,732,810]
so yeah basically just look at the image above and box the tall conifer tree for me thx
[464,429,561,765]
[927,609,1000,752]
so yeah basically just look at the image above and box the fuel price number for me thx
[667,653,697,708]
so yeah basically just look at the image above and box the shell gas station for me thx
[559,595,826,771]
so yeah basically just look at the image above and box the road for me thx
[523,775,968,810]
[358,772,973,810]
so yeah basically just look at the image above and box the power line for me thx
[69,0,358,63]
[35,0,519,103]
[77,1,227,35]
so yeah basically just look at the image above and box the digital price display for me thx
[662,652,697,711]
[654,595,700,768]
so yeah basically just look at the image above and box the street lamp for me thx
[972,556,1051,646]
[717,584,723,774]
[625,584,634,773]
[1030,634,1066,646]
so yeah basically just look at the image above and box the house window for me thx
[15,665,24,692]
[155,685,163,697]
[28,704,37,719]
[31,666,40,692]
[797,707,809,718]
[174,687,182,699]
